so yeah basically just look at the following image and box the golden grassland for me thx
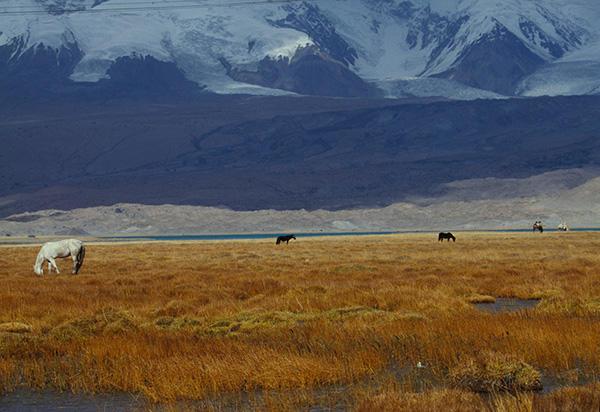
[0,232,599,410]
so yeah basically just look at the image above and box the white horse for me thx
[558,222,569,231]
[33,239,86,276]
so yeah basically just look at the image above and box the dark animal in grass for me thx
[438,232,456,242]
[276,235,296,245]
[533,221,544,233]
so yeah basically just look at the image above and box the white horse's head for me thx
[33,264,43,276]
[33,252,44,276]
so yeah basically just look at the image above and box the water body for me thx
[104,228,600,242]
[0,390,144,412]
[474,298,540,313]
[1,229,598,246]
[0,388,354,411]
[106,231,398,242]
[4,379,595,411]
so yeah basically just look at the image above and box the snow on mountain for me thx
[377,77,504,100]
[518,34,600,96]
[518,60,600,97]
[1,0,600,98]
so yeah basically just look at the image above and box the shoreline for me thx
[1,229,598,247]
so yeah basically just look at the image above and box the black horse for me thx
[533,221,544,233]
[438,232,456,242]
[276,235,296,245]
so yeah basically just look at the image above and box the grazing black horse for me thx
[276,235,296,245]
[438,232,456,242]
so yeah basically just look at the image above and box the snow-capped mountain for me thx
[2,0,600,99]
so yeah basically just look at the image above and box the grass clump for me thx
[206,310,308,335]
[153,300,195,317]
[0,322,32,334]
[450,352,542,393]
[355,388,487,412]
[204,306,398,335]
[52,308,138,339]
[466,294,496,304]
[153,316,201,330]
[537,296,600,316]
[324,306,392,320]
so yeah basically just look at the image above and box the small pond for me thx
[474,298,540,313]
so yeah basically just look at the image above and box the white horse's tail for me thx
[75,244,86,274]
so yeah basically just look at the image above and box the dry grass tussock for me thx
[0,232,599,409]
[450,352,542,393]
[355,384,600,412]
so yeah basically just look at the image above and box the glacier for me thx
[1,0,600,98]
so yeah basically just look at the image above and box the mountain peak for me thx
[1,0,600,99]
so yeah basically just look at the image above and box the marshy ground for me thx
[0,233,599,410]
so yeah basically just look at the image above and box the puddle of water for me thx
[0,390,145,412]
[474,298,540,313]
[3,374,597,411]
[540,370,598,394]
[0,366,438,412]
[1,360,594,410]
[0,388,350,412]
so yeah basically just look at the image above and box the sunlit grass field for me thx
[0,233,599,410]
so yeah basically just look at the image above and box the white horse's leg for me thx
[48,258,60,274]
[71,254,78,274]
[47,261,52,273]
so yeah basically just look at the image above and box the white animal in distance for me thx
[33,239,86,276]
